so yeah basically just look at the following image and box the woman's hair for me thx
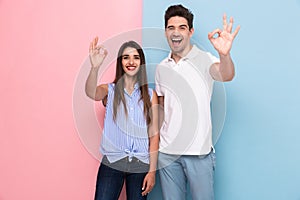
[112,41,152,124]
[164,4,194,30]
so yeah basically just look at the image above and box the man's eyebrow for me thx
[167,24,188,28]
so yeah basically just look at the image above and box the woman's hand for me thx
[89,36,108,68]
[141,171,156,196]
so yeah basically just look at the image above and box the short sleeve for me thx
[155,64,164,96]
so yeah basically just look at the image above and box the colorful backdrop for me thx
[1,0,300,200]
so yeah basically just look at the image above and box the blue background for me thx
[142,0,300,199]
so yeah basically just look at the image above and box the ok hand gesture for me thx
[208,14,240,56]
[89,36,108,69]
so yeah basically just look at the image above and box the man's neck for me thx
[171,44,193,63]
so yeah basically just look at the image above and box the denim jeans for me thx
[94,156,149,200]
[158,150,216,200]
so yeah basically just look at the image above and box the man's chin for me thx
[171,48,183,54]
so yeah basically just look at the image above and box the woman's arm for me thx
[142,91,160,196]
[85,69,108,101]
[85,36,108,100]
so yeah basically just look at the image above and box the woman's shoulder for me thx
[148,87,158,100]
[106,83,115,91]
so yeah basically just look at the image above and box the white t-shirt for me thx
[155,45,219,155]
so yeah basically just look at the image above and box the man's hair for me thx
[164,4,194,30]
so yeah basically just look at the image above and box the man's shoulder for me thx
[156,57,170,70]
[188,45,211,57]
[159,56,170,65]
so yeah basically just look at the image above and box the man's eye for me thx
[180,26,187,30]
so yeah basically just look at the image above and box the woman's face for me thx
[121,47,141,77]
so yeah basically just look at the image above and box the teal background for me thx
[142,1,300,199]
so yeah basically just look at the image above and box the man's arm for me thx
[158,96,164,129]
[208,13,240,82]
[209,55,235,82]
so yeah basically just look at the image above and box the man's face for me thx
[165,16,194,56]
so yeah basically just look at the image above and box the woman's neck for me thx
[124,75,137,94]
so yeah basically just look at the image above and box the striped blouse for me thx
[100,83,153,164]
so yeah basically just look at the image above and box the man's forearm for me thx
[215,54,235,82]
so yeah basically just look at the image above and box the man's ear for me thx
[189,27,194,37]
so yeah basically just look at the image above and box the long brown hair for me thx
[112,41,151,124]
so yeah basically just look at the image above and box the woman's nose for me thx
[129,57,134,64]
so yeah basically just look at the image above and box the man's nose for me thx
[172,28,180,35]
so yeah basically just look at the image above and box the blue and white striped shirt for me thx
[100,83,153,164]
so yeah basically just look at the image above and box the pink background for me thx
[0,0,142,199]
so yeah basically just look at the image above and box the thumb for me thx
[142,177,147,191]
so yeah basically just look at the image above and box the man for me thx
[155,4,240,200]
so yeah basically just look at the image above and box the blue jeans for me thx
[158,150,216,200]
[94,156,149,200]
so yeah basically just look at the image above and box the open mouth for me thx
[126,66,136,71]
[171,38,182,46]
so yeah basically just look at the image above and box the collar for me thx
[166,45,198,63]
[124,82,139,96]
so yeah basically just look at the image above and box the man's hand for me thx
[208,13,240,56]
[89,36,108,68]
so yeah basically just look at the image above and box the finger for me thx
[89,42,93,53]
[142,179,146,192]
[141,190,148,196]
[141,181,147,196]
[94,36,98,48]
[144,179,154,193]
[142,184,152,196]
[232,25,240,38]
[208,28,221,40]
[98,45,106,51]
[223,13,227,31]
[92,36,98,50]
[227,16,233,33]
[103,48,108,56]
[90,36,97,52]
[97,45,107,55]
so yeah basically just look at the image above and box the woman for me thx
[85,37,159,200]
